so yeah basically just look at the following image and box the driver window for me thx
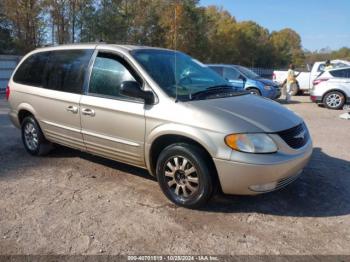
[89,53,142,101]
[223,67,240,80]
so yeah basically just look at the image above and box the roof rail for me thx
[42,43,55,47]
[41,41,107,48]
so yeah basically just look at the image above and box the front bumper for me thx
[213,141,313,195]
[274,88,282,99]
[262,89,278,99]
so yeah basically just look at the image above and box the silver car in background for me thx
[310,67,350,109]
[7,44,312,208]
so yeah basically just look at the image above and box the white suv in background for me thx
[310,67,350,109]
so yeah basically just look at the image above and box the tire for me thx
[156,143,216,208]
[21,116,52,156]
[247,88,261,96]
[323,91,345,110]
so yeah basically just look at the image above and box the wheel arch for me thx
[147,134,220,193]
[146,125,222,178]
[322,89,348,103]
[17,103,37,125]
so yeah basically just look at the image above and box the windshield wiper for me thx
[206,84,234,90]
[190,84,235,100]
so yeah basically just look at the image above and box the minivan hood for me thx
[188,94,302,133]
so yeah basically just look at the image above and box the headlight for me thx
[225,133,278,153]
[264,85,272,90]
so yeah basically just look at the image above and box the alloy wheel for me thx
[24,122,39,151]
[326,93,343,108]
[164,156,199,198]
[249,89,260,95]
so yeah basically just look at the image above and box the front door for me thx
[80,51,146,167]
[223,67,245,89]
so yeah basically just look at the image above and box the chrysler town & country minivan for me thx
[7,44,313,208]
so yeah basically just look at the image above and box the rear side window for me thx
[209,66,223,76]
[13,52,50,86]
[43,49,93,94]
[330,69,350,78]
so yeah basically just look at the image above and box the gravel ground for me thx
[0,95,349,255]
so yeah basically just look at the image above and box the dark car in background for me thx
[208,64,281,99]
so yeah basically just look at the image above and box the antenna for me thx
[174,2,178,103]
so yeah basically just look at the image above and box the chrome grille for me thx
[277,123,309,149]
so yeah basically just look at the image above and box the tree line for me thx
[0,0,349,69]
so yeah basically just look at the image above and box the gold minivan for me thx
[7,44,312,208]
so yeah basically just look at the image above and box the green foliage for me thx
[204,6,239,63]
[269,28,305,67]
[0,0,348,68]
[1,0,46,54]
[0,2,14,54]
[305,47,350,65]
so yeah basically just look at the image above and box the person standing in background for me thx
[285,64,298,102]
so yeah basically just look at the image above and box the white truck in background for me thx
[272,60,350,95]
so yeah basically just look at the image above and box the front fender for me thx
[144,123,232,173]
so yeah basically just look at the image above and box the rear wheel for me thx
[323,91,345,110]
[21,116,52,156]
[156,143,215,208]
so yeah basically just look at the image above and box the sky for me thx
[200,0,350,51]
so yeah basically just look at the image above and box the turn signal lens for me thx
[225,134,243,151]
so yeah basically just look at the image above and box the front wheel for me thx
[247,88,261,96]
[156,143,216,208]
[323,91,345,110]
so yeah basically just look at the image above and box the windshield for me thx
[131,49,229,100]
[235,66,260,79]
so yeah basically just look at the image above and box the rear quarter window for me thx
[13,52,50,86]
[209,66,223,76]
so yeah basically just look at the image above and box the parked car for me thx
[310,67,350,109]
[208,64,281,99]
[7,44,312,208]
[273,60,350,95]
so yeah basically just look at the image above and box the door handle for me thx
[66,105,78,114]
[81,108,95,116]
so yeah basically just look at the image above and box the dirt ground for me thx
[0,94,349,255]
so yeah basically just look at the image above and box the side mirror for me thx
[120,81,154,104]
